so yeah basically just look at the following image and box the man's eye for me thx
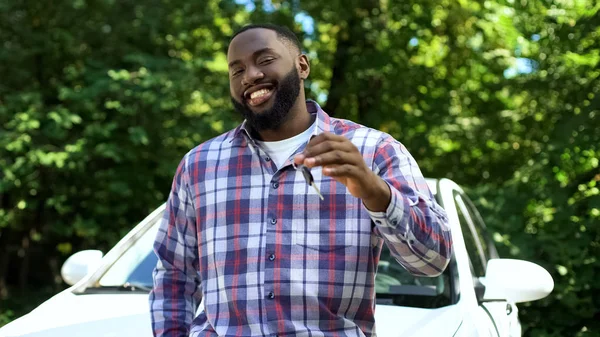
[260,57,275,65]
[231,69,243,77]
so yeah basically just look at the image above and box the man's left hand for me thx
[293,132,391,212]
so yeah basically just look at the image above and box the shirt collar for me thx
[231,99,332,144]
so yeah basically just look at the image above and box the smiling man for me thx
[228,25,312,144]
[150,23,453,337]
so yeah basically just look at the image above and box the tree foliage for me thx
[0,0,598,336]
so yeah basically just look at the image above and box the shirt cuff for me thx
[365,181,410,235]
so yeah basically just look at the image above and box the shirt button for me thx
[268,292,275,299]
[271,181,279,189]
[265,156,271,161]
[269,254,275,261]
[270,218,277,225]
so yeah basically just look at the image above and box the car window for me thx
[375,183,455,308]
[375,243,453,308]
[460,194,499,259]
[454,192,487,277]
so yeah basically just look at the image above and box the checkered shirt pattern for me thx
[150,100,452,337]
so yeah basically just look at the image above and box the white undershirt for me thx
[256,120,317,169]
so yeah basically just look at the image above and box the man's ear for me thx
[298,54,310,80]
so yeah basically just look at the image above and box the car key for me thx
[299,165,324,200]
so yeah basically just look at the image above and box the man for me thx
[150,23,452,337]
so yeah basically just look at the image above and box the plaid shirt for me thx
[150,100,452,337]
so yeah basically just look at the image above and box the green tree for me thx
[1,0,598,336]
[476,2,600,336]
[0,0,244,316]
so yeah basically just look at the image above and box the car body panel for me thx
[1,291,462,337]
[0,292,152,337]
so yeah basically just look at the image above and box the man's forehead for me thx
[228,28,283,59]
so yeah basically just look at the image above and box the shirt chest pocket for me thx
[292,218,359,252]
[290,176,370,252]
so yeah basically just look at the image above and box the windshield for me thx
[93,213,453,308]
[97,219,160,288]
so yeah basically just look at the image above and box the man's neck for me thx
[256,99,312,142]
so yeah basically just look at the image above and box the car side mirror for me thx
[61,250,104,286]
[479,258,554,303]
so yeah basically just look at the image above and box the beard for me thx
[231,66,301,133]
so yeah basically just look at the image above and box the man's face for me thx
[227,28,303,132]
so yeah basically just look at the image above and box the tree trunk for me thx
[18,236,30,293]
[0,248,9,300]
[323,0,382,122]
[323,20,354,117]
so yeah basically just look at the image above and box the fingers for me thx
[293,153,306,166]
[304,138,354,157]
[293,132,365,173]
[305,150,361,168]
[303,133,358,158]
[305,132,347,147]
[293,132,378,199]
[322,164,360,177]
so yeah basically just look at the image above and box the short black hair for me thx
[231,23,302,54]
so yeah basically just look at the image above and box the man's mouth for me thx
[244,84,276,107]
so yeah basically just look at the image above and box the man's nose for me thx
[242,66,264,86]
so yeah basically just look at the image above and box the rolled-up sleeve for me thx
[149,157,202,337]
[367,136,452,276]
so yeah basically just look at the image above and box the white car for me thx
[0,178,553,337]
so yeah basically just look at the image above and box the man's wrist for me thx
[362,175,391,212]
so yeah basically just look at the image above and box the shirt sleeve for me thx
[366,135,453,277]
[149,156,202,337]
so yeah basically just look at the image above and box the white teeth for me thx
[250,89,271,100]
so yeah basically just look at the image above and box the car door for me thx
[454,192,521,337]
[450,190,499,337]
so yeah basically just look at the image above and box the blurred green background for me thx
[0,0,598,336]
